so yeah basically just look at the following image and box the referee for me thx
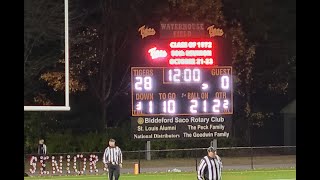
[38,139,47,171]
[38,139,47,155]
[197,147,223,180]
[103,139,123,180]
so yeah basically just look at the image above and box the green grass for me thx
[25,168,296,180]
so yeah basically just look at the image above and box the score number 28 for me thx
[134,77,152,91]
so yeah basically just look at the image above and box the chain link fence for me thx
[25,146,296,176]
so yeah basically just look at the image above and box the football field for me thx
[25,168,296,180]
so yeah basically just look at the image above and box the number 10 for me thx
[163,100,176,113]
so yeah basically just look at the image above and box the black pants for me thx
[108,164,120,180]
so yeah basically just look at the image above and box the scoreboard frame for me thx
[131,66,233,117]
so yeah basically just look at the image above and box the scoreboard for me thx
[131,38,233,140]
[131,67,233,116]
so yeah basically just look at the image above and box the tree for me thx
[86,0,132,130]
[24,0,64,104]
[223,0,296,99]
[39,0,145,130]
[224,1,296,113]
[222,0,296,145]
[24,0,86,105]
[24,0,91,150]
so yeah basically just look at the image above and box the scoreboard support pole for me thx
[210,139,217,150]
[146,141,151,160]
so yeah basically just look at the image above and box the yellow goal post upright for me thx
[24,0,70,112]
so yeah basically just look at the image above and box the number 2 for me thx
[190,100,198,113]
[212,99,220,113]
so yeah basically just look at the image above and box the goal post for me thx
[24,0,70,112]
[24,106,70,111]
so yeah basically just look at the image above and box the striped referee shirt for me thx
[197,155,222,180]
[103,146,123,165]
[38,144,47,155]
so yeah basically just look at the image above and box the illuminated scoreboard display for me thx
[131,38,233,140]
[131,67,233,116]
[147,40,216,66]
[140,38,233,66]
